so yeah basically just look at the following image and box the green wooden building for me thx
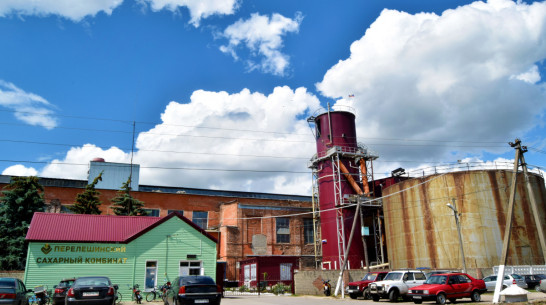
[24,212,217,292]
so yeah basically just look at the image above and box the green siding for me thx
[24,217,217,292]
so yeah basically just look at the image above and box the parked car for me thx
[482,274,528,291]
[52,278,75,305]
[408,273,487,305]
[166,275,221,305]
[66,276,118,305]
[346,271,389,299]
[369,270,427,302]
[0,277,32,305]
[540,279,546,293]
[523,274,546,291]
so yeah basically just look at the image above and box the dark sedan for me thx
[523,274,546,291]
[52,278,75,305]
[66,277,118,305]
[0,277,32,305]
[167,276,221,305]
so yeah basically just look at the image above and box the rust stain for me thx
[400,182,414,268]
[452,172,466,214]
[419,180,437,268]
[488,171,506,236]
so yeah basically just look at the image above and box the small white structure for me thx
[500,285,529,303]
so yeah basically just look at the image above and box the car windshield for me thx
[362,273,379,281]
[425,276,447,285]
[511,274,522,279]
[75,277,110,287]
[384,272,403,281]
[536,274,546,279]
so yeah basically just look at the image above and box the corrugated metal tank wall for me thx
[382,170,546,270]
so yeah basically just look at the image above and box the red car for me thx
[346,271,389,299]
[408,273,486,304]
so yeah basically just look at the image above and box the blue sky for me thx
[1,0,545,195]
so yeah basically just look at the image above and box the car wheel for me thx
[349,293,358,299]
[389,289,399,302]
[436,293,446,305]
[364,288,372,300]
[470,290,481,302]
[414,301,422,304]
[536,285,541,292]
[502,285,507,290]
[449,298,456,303]
[372,295,380,302]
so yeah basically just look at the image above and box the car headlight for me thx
[409,290,413,294]
[424,290,429,294]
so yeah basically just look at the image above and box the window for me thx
[192,211,208,229]
[243,264,257,282]
[143,209,160,217]
[179,261,202,276]
[167,210,183,215]
[145,261,157,291]
[60,205,74,214]
[414,272,426,280]
[276,218,290,243]
[280,263,292,281]
[303,219,314,244]
[457,274,471,283]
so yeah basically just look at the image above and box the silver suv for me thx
[369,270,427,302]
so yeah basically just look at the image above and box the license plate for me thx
[83,292,99,297]
[414,296,422,299]
[194,300,209,304]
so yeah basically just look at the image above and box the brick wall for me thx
[294,270,368,295]
[0,271,24,280]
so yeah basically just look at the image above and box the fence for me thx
[493,265,546,275]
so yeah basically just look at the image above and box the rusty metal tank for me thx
[382,170,546,270]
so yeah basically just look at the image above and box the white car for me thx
[482,274,528,291]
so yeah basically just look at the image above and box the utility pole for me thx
[492,139,521,303]
[520,147,546,262]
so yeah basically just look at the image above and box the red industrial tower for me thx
[308,107,379,270]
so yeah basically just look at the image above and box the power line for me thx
[0,159,310,174]
[0,109,516,145]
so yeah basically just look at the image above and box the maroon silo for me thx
[311,110,365,269]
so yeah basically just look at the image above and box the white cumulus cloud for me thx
[0,0,123,21]
[0,80,57,129]
[316,0,546,164]
[220,12,303,76]
[2,164,38,176]
[142,0,239,27]
[16,87,319,195]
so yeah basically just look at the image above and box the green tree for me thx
[70,171,103,214]
[0,176,45,270]
[110,178,147,216]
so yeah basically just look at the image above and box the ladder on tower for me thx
[332,153,346,270]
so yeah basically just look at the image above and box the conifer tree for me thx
[70,172,103,214]
[0,176,45,270]
[110,178,147,216]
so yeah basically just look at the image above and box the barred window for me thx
[192,211,208,229]
[303,218,314,244]
[276,217,290,243]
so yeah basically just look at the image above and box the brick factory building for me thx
[0,160,314,281]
